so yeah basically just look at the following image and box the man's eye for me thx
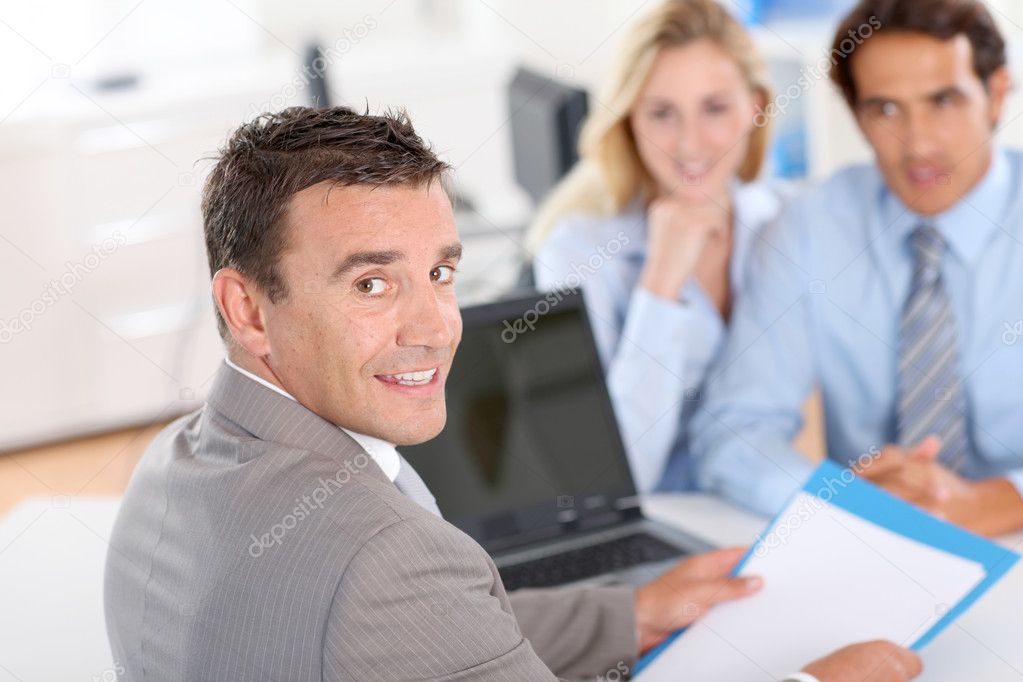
[356,277,386,295]
[431,265,455,283]
[880,102,898,117]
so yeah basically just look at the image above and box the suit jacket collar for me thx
[205,361,392,485]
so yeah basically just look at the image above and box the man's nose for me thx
[903,108,942,160]
[396,284,456,349]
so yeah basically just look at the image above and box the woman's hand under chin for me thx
[639,191,731,302]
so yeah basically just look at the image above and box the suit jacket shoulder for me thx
[104,363,559,681]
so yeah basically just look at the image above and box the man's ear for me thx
[212,268,272,358]
[987,65,1011,127]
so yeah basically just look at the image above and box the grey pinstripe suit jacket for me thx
[104,362,637,680]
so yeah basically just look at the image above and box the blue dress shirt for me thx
[691,147,1023,516]
[533,181,788,493]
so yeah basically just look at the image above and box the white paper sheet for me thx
[635,491,987,681]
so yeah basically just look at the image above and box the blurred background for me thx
[3,0,1023,678]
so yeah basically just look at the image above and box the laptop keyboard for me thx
[498,532,685,591]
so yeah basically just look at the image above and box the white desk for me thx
[0,497,121,682]
[645,493,1023,681]
[1,494,1021,681]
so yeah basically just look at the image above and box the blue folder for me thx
[635,460,1020,675]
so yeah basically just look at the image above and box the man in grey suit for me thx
[104,106,921,681]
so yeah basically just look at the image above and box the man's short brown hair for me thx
[201,106,451,338]
[829,0,1006,107]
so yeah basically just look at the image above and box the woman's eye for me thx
[431,265,455,283]
[356,277,387,295]
[651,107,674,121]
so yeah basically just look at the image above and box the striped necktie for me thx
[393,454,443,518]
[895,224,972,470]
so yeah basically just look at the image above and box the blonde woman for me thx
[529,0,785,494]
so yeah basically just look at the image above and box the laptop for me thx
[401,289,712,591]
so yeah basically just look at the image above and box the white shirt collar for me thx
[224,357,293,401]
[223,358,402,482]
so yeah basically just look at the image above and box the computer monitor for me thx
[507,67,589,207]
[303,42,331,107]
[401,290,640,554]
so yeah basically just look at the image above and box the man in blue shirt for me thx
[692,0,1023,537]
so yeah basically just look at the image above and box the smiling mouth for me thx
[676,161,710,174]
[674,161,712,184]
[905,165,947,186]
[376,367,438,386]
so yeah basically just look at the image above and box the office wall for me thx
[3,0,1023,448]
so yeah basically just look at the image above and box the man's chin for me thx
[903,191,958,217]
[391,420,446,447]
[367,409,446,447]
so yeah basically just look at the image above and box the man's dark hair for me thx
[201,106,451,339]
[829,0,1006,107]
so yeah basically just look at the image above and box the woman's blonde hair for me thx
[525,0,772,253]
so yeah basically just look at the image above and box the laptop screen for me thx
[400,290,640,554]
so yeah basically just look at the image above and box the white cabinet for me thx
[0,65,299,450]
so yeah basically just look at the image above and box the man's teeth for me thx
[383,368,437,385]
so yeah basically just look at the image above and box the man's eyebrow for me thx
[439,242,463,260]
[858,95,897,109]
[928,85,965,100]
[859,85,964,110]
[331,250,403,280]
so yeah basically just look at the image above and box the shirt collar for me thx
[223,357,401,481]
[617,198,648,260]
[730,180,785,284]
[879,146,1010,265]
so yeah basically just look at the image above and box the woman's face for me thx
[629,40,762,202]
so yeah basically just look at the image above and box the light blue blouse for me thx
[533,181,789,493]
